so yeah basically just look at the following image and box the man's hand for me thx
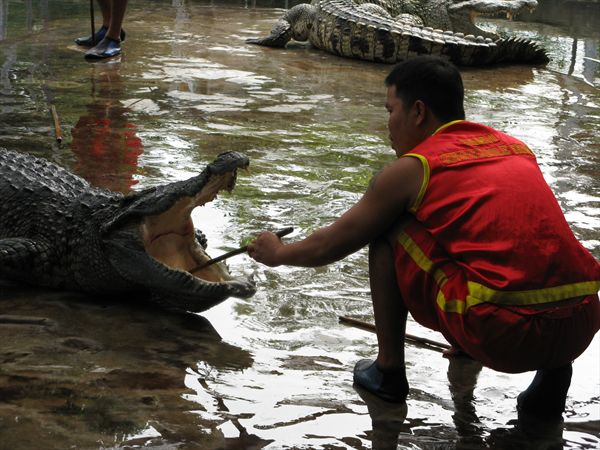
[247,231,285,267]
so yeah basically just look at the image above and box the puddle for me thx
[1,0,599,448]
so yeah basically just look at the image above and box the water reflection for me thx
[70,66,143,191]
[0,285,256,448]
[358,356,568,449]
[447,357,485,447]
[0,0,50,41]
[522,0,600,35]
[448,357,566,450]
[354,386,408,450]
[510,0,600,87]
[0,0,7,41]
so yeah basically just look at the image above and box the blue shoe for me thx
[353,359,409,403]
[84,37,122,60]
[76,27,126,47]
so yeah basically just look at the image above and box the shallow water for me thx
[0,0,599,448]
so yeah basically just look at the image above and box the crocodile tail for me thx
[489,37,550,65]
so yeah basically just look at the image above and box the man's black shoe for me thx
[75,27,126,47]
[84,37,122,60]
[353,359,409,403]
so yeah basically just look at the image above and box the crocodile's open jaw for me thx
[141,171,237,283]
[103,152,256,311]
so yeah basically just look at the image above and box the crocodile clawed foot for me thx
[247,20,292,48]
[246,35,289,48]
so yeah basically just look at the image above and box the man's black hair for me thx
[385,56,466,122]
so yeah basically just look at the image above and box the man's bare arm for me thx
[247,156,423,267]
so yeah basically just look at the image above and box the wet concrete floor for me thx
[0,0,599,448]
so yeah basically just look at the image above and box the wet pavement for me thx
[1,0,599,448]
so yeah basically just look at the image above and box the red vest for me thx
[401,120,600,309]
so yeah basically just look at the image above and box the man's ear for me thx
[413,100,427,126]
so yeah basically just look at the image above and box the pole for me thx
[50,105,63,144]
[90,0,95,46]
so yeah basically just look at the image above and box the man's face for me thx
[386,85,415,157]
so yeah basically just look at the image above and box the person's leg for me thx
[98,0,112,28]
[353,230,409,403]
[75,0,111,46]
[105,0,128,41]
[370,232,407,371]
[517,364,573,421]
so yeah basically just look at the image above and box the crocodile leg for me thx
[0,238,52,283]
[247,20,293,47]
[247,4,316,48]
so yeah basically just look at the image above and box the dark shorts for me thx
[393,218,600,373]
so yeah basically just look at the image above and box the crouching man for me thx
[248,56,600,420]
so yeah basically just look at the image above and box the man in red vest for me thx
[248,56,600,420]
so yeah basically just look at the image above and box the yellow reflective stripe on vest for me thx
[466,280,600,307]
[433,120,464,135]
[404,153,430,214]
[403,120,463,214]
[396,230,448,288]
[397,230,600,314]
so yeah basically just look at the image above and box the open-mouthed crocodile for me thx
[247,0,549,66]
[0,148,256,312]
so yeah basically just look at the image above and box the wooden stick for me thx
[50,105,63,144]
[191,227,294,271]
[339,316,451,352]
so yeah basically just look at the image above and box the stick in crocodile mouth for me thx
[191,226,294,271]
[0,148,256,312]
